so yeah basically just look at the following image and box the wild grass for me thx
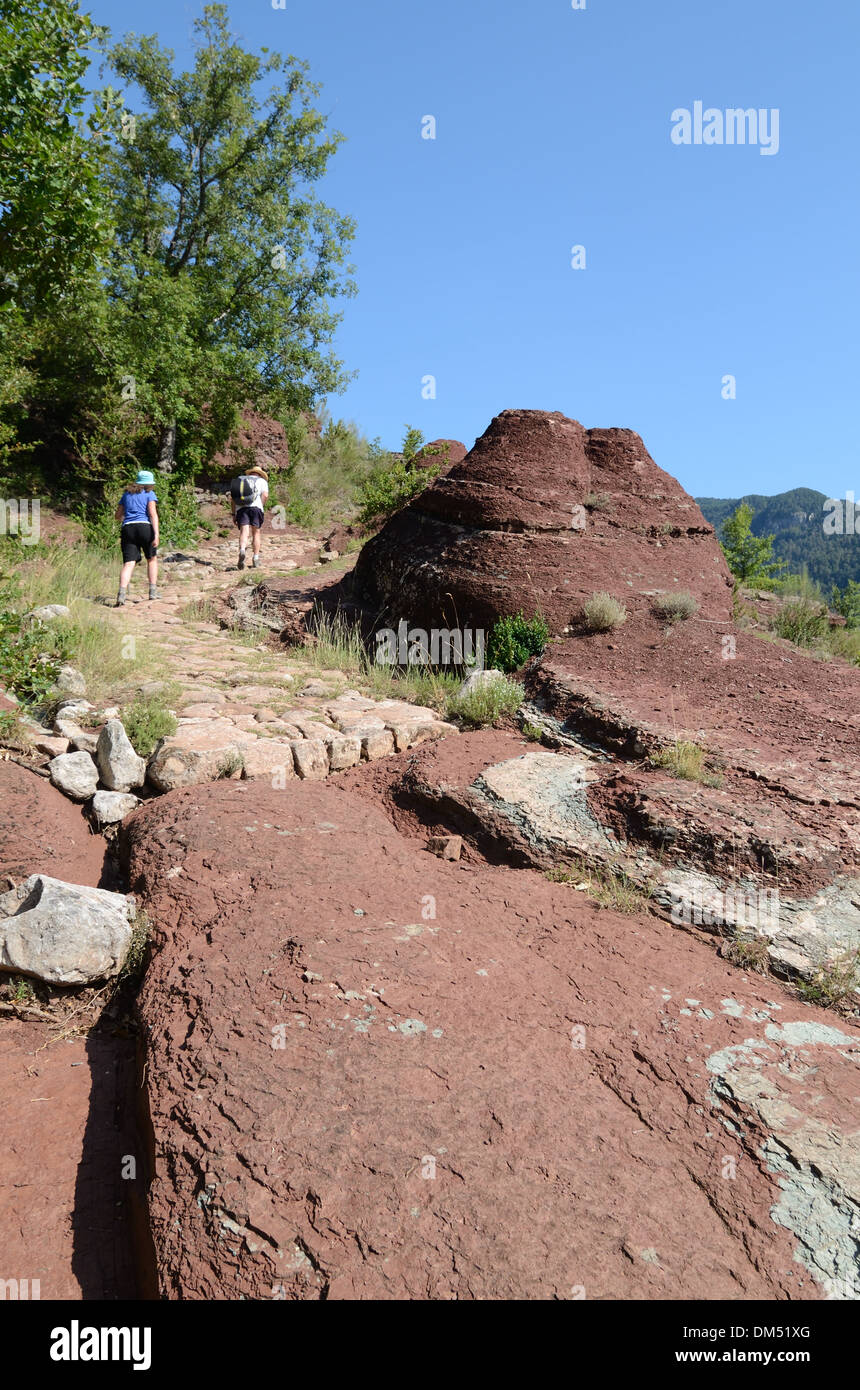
[582,592,627,632]
[651,591,698,623]
[181,598,220,624]
[291,611,518,723]
[652,739,723,787]
[770,597,829,647]
[0,538,165,703]
[795,950,860,1008]
[721,931,771,974]
[120,693,178,757]
[446,674,523,727]
[546,859,654,916]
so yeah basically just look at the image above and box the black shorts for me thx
[121,522,157,562]
[235,506,264,529]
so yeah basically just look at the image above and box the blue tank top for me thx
[120,489,158,524]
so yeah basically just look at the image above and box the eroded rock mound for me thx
[351,409,732,633]
[127,777,859,1300]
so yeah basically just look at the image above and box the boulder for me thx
[0,874,134,984]
[48,750,98,802]
[126,777,860,1300]
[147,720,246,792]
[96,719,146,792]
[91,790,141,826]
[349,409,732,636]
[237,740,296,782]
[33,735,70,758]
[360,728,396,760]
[291,739,329,780]
[326,734,362,772]
[26,604,71,623]
[54,665,86,697]
[457,668,507,696]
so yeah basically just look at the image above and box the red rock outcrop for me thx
[350,409,732,633]
[126,775,859,1301]
[209,409,290,477]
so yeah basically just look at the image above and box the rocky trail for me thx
[1,411,858,1302]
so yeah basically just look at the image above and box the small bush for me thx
[584,491,610,511]
[722,932,771,974]
[121,694,178,758]
[652,739,722,786]
[216,748,245,779]
[355,442,436,528]
[771,597,829,648]
[582,592,627,632]
[0,574,70,704]
[796,951,860,1008]
[447,674,523,727]
[486,612,550,673]
[651,591,698,623]
[547,858,654,916]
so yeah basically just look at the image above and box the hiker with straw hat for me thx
[229,463,269,570]
[114,470,160,606]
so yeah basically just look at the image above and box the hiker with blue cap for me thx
[114,470,161,606]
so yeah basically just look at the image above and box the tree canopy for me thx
[0,2,356,485]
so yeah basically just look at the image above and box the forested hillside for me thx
[697,487,860,588]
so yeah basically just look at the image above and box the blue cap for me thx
[136,470,156,485]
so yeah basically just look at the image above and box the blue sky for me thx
[88,0,858,499]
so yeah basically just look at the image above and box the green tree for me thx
[721,502,786,586]
[90,2,356,477]
[0,0,110,308]
[831,580,860,629]
[0,0,112,474]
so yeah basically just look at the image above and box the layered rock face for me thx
[351,409,732,633]
[127,778,859,1301]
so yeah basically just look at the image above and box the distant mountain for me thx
[695,487,860,589]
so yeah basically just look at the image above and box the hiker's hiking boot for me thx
[148,584,158,600]
[252,553,262,569]
[238,551,246,571]
[116,587,127,607]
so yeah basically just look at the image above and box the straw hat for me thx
[246,465,269,481]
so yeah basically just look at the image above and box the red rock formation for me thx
[351,409,732,633]
[126,776,857,1301]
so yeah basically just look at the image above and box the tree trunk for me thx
[156,423,177,473]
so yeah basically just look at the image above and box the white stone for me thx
[48,750,98,801]
[96,719,146,792]
[0,874,134,984]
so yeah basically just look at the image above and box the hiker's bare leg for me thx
[147,555,158,585]
[251,525,262,557]
[238,523,250,554]
[120,560,136,588]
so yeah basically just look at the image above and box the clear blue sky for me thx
[88,0,858,500]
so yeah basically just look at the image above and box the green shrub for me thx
[0,574,70,704]
[582,592,627,632]
[771,597,829,648]
[447,674,523,727]
[486,612,550,672]
[121,694,178,758]
[651,591,698,623]
[357,428,435,528]
[831,580,860,629]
